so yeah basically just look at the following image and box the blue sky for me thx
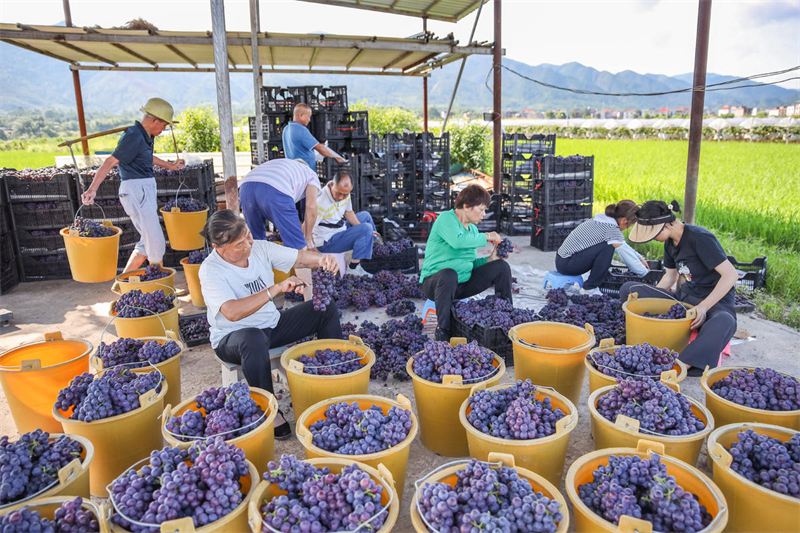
[1,0,798,90]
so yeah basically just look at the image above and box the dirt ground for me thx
[1,234,799,531]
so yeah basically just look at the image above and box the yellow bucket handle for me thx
[627,287,696,319]
[618,515,654,533]
[94,315,179,371]
[70,203,115,232]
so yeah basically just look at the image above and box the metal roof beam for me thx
[455,0,485,21]
[71,64,430,76]
[54,40,118,66]
[0,38,76,64]
[110,43,158,66]
[423,0,446,15]
[308,46,320,68]
[402,52,437,73]
[382,50,413,70]
[346,48,365,69]
[165,44,197,67]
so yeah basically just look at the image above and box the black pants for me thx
[214,301,342,393]
[619,282,737,369]
[555,242,614,290]
[421,260,513,334]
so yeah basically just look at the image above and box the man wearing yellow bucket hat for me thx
[621,200,738,376]
[81,97,185,273]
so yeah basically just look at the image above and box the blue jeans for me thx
[318,211,376,260]
[239,182,306,249]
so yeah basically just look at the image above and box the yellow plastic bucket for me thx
[53,374,168,497]
[61,224,121,283]
[0,433,94,514]
[247,458,399,533]
[622,293,697,352]
[565,440,728,533]
[0,332,91,434]
[296,394,418,493]
[115,270,176,296]
[90,331,185,409]
[4,496,110,533]
[588,384,714,466]
[108,459,258,533]
[458,382,577,486]
[701,366,800,430]
[161,387,278,476]
[109,299,180,339]
[706,423,800,533]
[280,335,376,422]
[160,207,208,251]
[180,258,206,307]
[585,338,687,393]
[406,338,506,457]
[508,321,596,405]
[410,452,570,533]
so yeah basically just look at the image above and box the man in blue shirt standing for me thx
[81,98,185,274]
[282,103,345,169]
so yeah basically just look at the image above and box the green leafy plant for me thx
[448,122,491,172]
[349,100,419,135]
[154,105,220,153]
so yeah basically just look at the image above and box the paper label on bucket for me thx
[101,220,113,227]
[171,207,181,213]
[68,228,79,237]
[129,275,141,283]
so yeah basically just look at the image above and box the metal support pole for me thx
[211,0,239,211]
[423,17,428,133]
[249,0,264,165]
[492,0,502,193]
[684,0,712,225]
[442,0,485,133]
[62,0,89,159]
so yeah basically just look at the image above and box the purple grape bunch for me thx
[162,196,207,212]
[265,231,282,242]
[165,382,265,441]
[496,238,514,259]
[345,315,429,381]
[96,338,180,368]
[137,264,170,281]
[373,238,414,257]
[187,249,209,264]
[109,438,249,532]
[596,378,706,436]
[0,430,83,505]
[413,340,497,384]
[727,429,800,498]
[55,368,163,422]
[311,267,338,312]
[308,401,413,454]
[153,163,205,177]
[114,289,175,318]
[329,271,423,312]
[0,497,99,533]
[643,303,688,320]
[385,298,416,317]
[578,453,712,531]
[24,201,59,211]
[70,216,116,238]
[588,343,679,379]
[453,297,537,334]
[260,454,388,532]
[417,458,564,533]
[179,316,210,342]
[466,379,566,440]
[709,367,800,411]
[298,348,363,376]
[539,289,626,344]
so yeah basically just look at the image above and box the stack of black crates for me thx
[250,86,369,166]
[499,134,557,235]
[0,171,21,293]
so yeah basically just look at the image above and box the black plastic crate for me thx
[11,201,75,230]
[500,218,533,237]
[249,113,292,142]
[0,203,10,235]
[532,179,594,205]
[727,255,767,292]
[530,220,582,252]
[314,111,369,141]
[501,153,538,178]
[360,153,388,177]
[598,261,665,298]
[532,203,592,226]
[76,172,119,200]
[0,234,19,294]
[179,312,211,347]
[155,163,213,196]
[15,227,65,255]
[316,156,361,184]
[361,245,419,274]
[537,155,594,181]
[450,312,514,367]
[20,252,71,281]
[260,86,306,113]
[502,133,556,156]
[4,173,74,202]
[371,133,415,155]
[79,202,129,221]
[315,86,348,112]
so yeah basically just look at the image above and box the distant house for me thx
[788,102,800,117]
[657,107,670,117]
[731,106,749,118]
[768,107,786,117]
[718,105,731,116]
[673,106,691,116]
[623,109,637,119]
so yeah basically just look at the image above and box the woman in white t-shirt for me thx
[198,210,341,439]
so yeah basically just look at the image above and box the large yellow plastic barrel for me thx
[588,384,714,466]
[61,224,121,283]
[4,497,109,533]
[280,335,375,421]
[706,423,800,533]
[701,366,800,430]
[406,338,506,457]
[410,452,570,533]
[565,440,728,533]
[247,459,399,533]
[53,378,168,497]
[296,394,418,493]
[0,433,94,514]
[115,270,176,296]
[90,331,184,409]
[622,293,696,352]
[585,338,687,393]
[508,321,596,405]
[0,332,91,434]
[459,382,577,486]
[160,207,208,251]
[108,459,257,533]
[180,257,205,307]
[109,299,179,339]
[161,387,278,475]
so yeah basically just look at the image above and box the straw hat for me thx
[140,97,177,125]
[629,202,679,243]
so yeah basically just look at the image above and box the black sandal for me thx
[274,409,292,440]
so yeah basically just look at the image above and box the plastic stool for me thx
[689,330,731,366]
[542,271,584,290]
[420,299,468,324]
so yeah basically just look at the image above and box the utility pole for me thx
[492,0,502,193]
[62,0,89,159]
[249,0,264,164]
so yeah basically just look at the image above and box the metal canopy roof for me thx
[296,0,489,23]
[0,23,496,76]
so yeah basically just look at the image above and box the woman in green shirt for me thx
[420,185,512,341]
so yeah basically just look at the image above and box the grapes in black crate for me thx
[452,297,537,334]
[709,367,800,411]
[413,340,497,384]
[308,401,413,454]
[179,316,210,342]
[373,238,414,257]
[726,429,800,498]
[588,343,679,380]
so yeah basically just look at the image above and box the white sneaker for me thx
[347,264,372,277]
[580,287,602,296]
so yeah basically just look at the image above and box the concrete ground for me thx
[1,234,799,531]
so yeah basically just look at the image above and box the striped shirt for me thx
[313,183,352,247]
[238,158,321,203]
[557,214,626,258]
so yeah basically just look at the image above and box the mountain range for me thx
[1,40,797,115]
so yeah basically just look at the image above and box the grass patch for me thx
[0,151,71,169]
